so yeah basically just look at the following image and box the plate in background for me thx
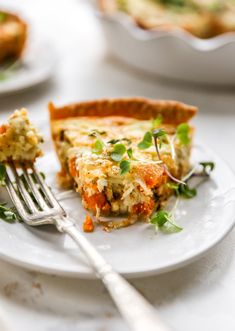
[0,142,234,278]
[0,41,56,96]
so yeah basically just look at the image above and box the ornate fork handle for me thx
[54,217,170,331]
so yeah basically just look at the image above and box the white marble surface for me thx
[0,0,235,330]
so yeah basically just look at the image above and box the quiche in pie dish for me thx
[49,98,197,223]
[0,109,43,162]
[99,0,235,39]
[0,10,27,64]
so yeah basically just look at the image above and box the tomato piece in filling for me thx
[0,125,6,134]
[83,189,110,214]
[68,157,79,178]
[138,164,166,189]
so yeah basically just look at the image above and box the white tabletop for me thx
[0,0,235,330]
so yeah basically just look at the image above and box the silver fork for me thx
[5,161,170,331]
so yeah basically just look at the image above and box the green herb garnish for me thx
[152,128,167,147]
[153,129,185,185]
[92,139,104,154]
[122,138,132,145]
[200,162,215,174]
[176,123,190,145]
[150,210,182,233]
[40,172,46,180]
[152,128,166,139]
[178,184,197,198]
[152,115,163,128]
[0,163,6,186]
[108,139,120,144]
[108,138,132,145]
[137,131,153,150]
[110,143,126,162]
[0,203,17,223]
[89,129,106,137]
[120,160,131,175]
[127,147,133,159]
[167,182,197,199]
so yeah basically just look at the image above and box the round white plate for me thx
[0,143,234,278]
[0,41,56,96]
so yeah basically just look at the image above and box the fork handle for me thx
[55,217,170,331]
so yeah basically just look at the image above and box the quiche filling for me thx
[51,115,194,220]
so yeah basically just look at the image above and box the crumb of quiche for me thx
[0,108,43,162]
[83,214,94,232]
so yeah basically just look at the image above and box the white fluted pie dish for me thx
[90,2,235,86]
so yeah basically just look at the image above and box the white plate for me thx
[0,41,56,96]
[91,5,235,86]
[0,143,234,278]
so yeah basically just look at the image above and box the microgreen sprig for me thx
[152,115,163,128]
[89,129,106,137]
[150,208,182,233]
[110,143,126,162]
[0,203,18,223]
[168,161,215,198]
[108,138,132,145]
[0,163,6,186]
[168,182,197,199]
[137,131,153,150]
[152,129,185,185]
[127,147,133,159]
[109,143,133,175]
[120,160,131,175]
[176,123,190,145]
[182,161,215,182]
[92,139,104,154]
[200,162,215,174]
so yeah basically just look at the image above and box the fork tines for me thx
[5,161,65,223]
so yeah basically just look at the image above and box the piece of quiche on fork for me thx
[0,108,43,162]
[49,98,197,228]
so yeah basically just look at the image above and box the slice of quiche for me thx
[49,98,197,224]
[0,109,43,162]
[0,10,27,64]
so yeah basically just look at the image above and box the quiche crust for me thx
[49,98,196,123]
[0,10,27,64]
